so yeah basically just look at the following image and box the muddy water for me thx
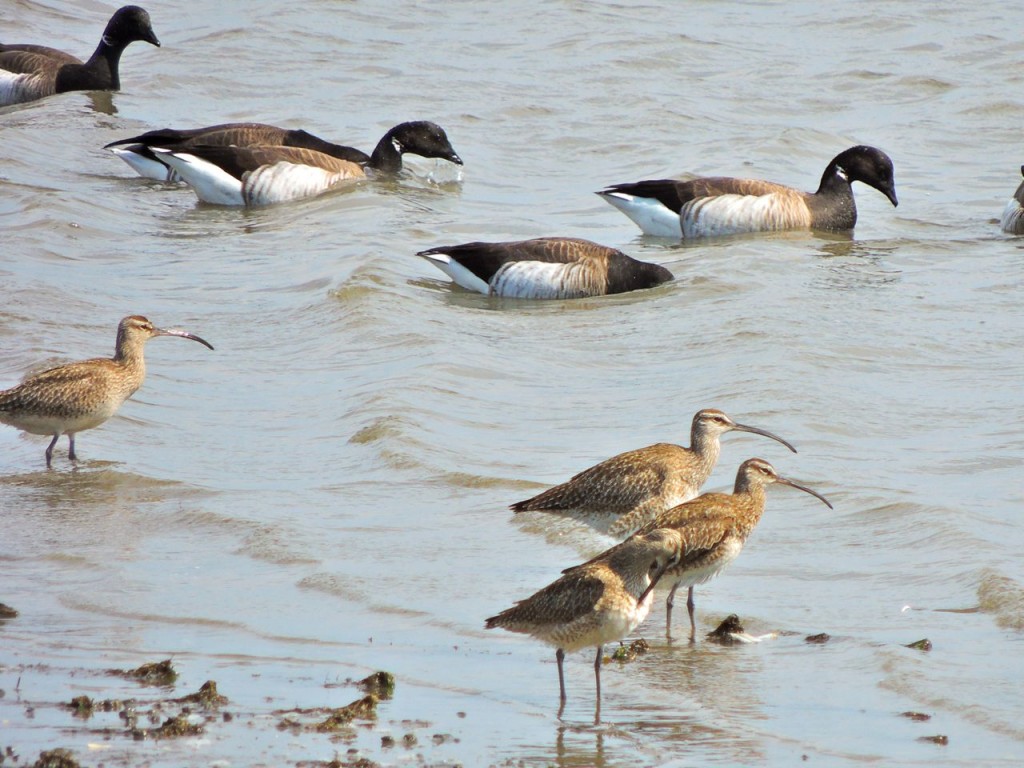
[1,0,1023,765]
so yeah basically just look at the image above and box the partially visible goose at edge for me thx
[0,5,159,107]
[147,121,463,206]
[104,120,456,182]
[1000,166,1024,234]
[416,237,673,299]
[597,145,898,238]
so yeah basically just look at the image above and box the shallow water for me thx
[1,0,1023,765]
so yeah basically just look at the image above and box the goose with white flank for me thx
[104,120,453,182]
[0,6,159,107]
[1000,166,1024,234]
[141,121,462,205]
[416,237,672,299]
[597,145,898,238]
[104,122,370,181]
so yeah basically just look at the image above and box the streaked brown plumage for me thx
[485,527,682,703]
[1000,165,1024,234]
[0,315,213,467]
[597,145,898,238]
[510,409,796,538]
[632,458,833,641]
[417,237,673,298]
[0,6,160,107]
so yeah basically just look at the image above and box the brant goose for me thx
[134,121,461,205]
[416,237,672,299]
[0,315,212,467]
[105,120,456,182]
[1000,166,1024,234]
[0,6,159,107]
[510,408,796,538]
[597,145,898,238]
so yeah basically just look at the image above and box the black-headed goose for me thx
[597,145,898,238]
[124,121,462,205]
[417,237,673,299]
[0,5,159,107]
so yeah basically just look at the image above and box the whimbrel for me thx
[633,457,833,641]
[0,315,213,466]
[486,527,682,705]
[510,409,796,538]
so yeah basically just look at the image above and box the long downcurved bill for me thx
[157,328,215,351]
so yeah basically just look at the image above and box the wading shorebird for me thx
[510,409,796,538]
[105,120,459,182]
[133,121,462,205]
[631,457,833,641]
[485,527,683,705]
[597,145,898,238]
[416,237,673,299]
[0,315,213,467]
[0,6,160,107]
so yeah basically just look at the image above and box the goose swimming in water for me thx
[417,237,672,299]
[597,145,898,238]
[0,6,159,107]
[139,121,462,205]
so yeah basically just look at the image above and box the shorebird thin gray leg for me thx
[686,586,696,641]
[45,435,59,467]
[593,645,603,701]
[665,582,680,639]
[556,648,567,703]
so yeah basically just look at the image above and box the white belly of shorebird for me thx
[1,404,120,436]
[672,536,744,587]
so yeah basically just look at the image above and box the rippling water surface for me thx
[2,1,1023,765]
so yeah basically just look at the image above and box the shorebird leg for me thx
[67,433,77,462]
[556,648,567,703]
[593,645,603,701]
[45,435,59,467]
[665,582,680,640]
[686,586,696,642]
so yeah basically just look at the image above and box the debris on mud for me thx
[608,638,649,662]
[356,671,396,699]
[108,659,178,686]
[31,749,80,768]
